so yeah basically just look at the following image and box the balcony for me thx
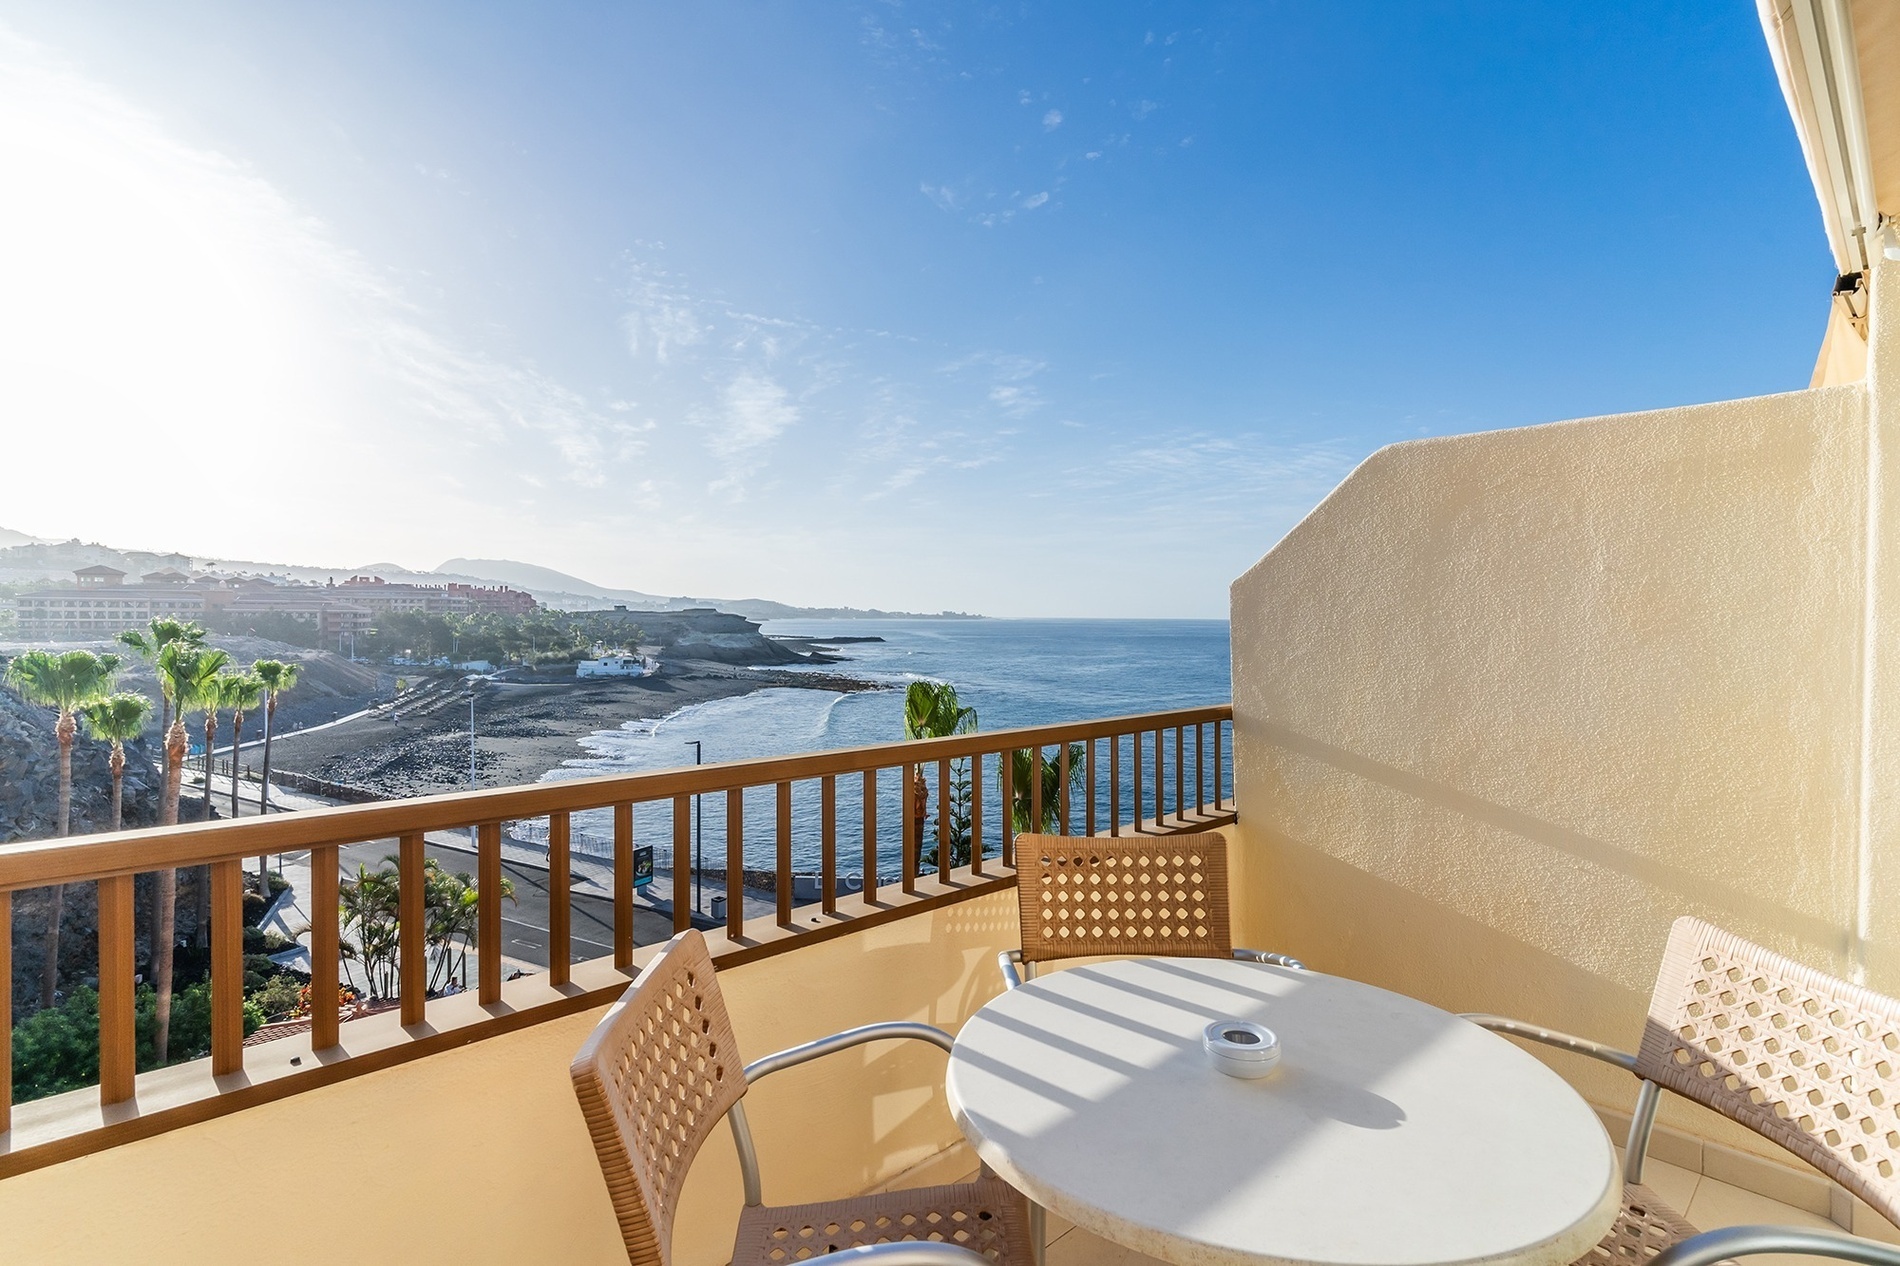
[5,11,1900,1259]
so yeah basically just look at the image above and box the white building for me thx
[576,655,654,678]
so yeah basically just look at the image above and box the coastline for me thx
[263,659,882,801]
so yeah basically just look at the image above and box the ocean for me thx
[540,618,1232,874]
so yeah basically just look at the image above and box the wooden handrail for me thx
[0,705,1231,888]
[0,703,1235,1171]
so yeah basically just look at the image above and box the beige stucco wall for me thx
[0,890,1016,1265]
[1229,256,1900,1155]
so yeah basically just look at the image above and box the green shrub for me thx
[249,974,306,1022]
[11,982,265,1102]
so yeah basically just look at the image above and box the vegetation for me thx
[210,604,648,667]
[149,640,227,1062]
[904,681,979,869]
[339,855,513,999]
[221,671,263,822]
[80,692,153,832]
[250,658,299,820]
[10,983,264,1102]
[1010,744,1086,834]
[3,648,120,1007]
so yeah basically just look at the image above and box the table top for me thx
[946,958,1620,1266]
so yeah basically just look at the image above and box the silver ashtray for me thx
[1203,1018,1281,1079]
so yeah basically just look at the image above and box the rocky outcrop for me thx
[0,688,163,843]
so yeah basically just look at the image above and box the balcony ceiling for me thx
[1760,0,1900,274]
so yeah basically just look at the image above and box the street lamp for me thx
[467,676,480,846]
[685,741,703,915]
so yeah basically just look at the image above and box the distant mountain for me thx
[0,532,979,619]
[435,557,974,620]
[434,558,669,607]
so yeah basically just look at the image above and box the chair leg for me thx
[1030,1203,1046,1266]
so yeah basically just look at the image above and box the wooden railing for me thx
[0,704,1232,1170]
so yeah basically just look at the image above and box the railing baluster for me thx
[776,781,793,927]
[210,859,243,1077]
[0,890,9,1132]
[399,832,425,1024]
[613,803,633,968]
[970,754,984,876]
[1001,749,1015,865]
[1132,733,1143,833]
[726,788,745,938]
[1175,725,1185,823]
[1110,734,1122,836]
[548,812,571,987]
[672,795,692,933]
[821,775,838,913]
[902,764,919,894]
[937,758,952,881]
[1031,746,1044,834]
[1214,721,1225,809]
[863,768,879,900]
[312,843,339,1049]
[1085,739,1097,837]
[479,822,503,1003]
[1058,744,1070,835]
[1196,724,1205,815]
[97,874,135,1105]
[1153,728,1165,830]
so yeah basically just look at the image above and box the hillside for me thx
[0,530,980,619]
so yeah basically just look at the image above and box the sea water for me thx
[540,618,1231,875]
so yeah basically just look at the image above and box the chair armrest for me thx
[744,1020,956,1082]
[731,1022,960,1207]
[999,949,1025,989]
[1233,948,1307,970]
[1651,1225,1900,1266]
[1458,1013,1639,1073]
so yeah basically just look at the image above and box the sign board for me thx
[632,844,655,889]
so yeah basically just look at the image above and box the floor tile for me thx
[1045,1225,1166,1265]
[1631,1154,1700,1214]
[1685,1173,1838,1266]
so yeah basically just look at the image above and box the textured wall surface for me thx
[0,889,1017,1265]
[1229,258,1900,1154]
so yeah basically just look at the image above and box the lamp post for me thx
[467,677,479,846]
[685,740,703,915]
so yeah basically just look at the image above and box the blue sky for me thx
[0,2,1830,616]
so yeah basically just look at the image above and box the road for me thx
[192,770,748,989]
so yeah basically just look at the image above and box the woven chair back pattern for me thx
[571,929,749,1266]
[1637,916,1900,1227]
[1015,831,1232,965]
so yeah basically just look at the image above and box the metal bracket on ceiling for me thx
[1835,270,1868,339]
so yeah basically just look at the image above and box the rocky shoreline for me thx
[264,658,884,801]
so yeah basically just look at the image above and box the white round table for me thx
[946,958,1620,1266]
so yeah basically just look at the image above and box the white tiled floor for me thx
[1026,1156,1851,1266]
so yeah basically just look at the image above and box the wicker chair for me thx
[571,929,1034,1266]
[996,830,1304,990]
[1465,916,1900,1266]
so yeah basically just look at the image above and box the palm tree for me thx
[903,681,979,869]
[117,619,206,790]
[81,692,153,833]
[222,672,263,824]
[250,659,299,817]
[150,642,228,1062]
[3,648,120,1008]
[1010,743,1086,834]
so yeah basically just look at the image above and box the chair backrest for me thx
[570,929,748,1266]
[1014,831,1232,965]
[1637,916,1900,1227]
